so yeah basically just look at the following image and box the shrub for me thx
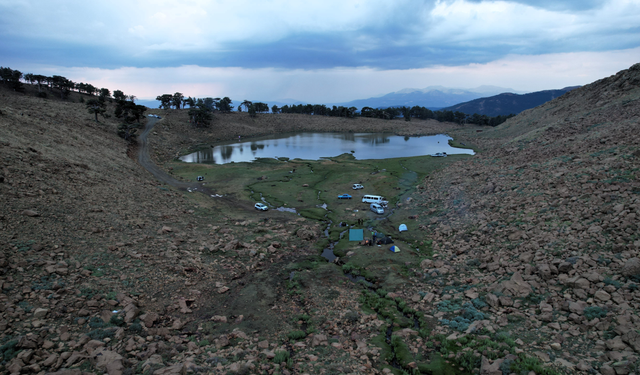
[0,339,19,361]
[287,330,306,340]
[88,317,105,329]
[109,315,126,327]
[272,350,290,364]
[584,306,608,320]
[129,323,143,332]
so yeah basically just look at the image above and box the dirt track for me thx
[137,117,222,198]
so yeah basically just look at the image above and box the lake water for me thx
[179,132,474,164]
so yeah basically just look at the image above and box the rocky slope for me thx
[398,63,640,373]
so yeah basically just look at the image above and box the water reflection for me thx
[180,132,474,165]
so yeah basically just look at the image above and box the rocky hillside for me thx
[401,63,640,373]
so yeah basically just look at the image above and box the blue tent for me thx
[349,229,364,241]
[389,246,400,253]
[399,224,408,232]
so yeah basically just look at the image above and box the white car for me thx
[431,152,447,157]
[254,202,268,211]
[352,184,364,190]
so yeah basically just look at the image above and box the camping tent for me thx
[377,237,394,245]
[349,229,364,242]
[389,246,400,253]
[399,224,408,232]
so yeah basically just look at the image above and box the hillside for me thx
[0,63,639,375]
[442,86,579,116]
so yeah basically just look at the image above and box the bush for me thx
[36,92,47,98]
[273,350,290,364]
[584,306,608,320]
[129,323,143,332]
[110,315,126,327]
[287,330,306,340]
[88,317,105,329]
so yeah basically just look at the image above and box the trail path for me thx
[137,117,217,195]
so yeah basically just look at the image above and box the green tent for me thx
[349,229,364,241]
[389,246,400,253]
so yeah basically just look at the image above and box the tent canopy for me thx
[349,229,364,241]
[389,246,400,253]
[377,237,394,245]
[399,224,408,232]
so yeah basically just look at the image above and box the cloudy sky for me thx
[1,0,639,103]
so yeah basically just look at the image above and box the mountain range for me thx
[441,86,580,116]
[329,85,517,110]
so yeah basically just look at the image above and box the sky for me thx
[1,0,639,103]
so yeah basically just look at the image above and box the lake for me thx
[179,132,474,164]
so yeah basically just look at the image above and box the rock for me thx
[613,360,631,375]
[158,226,173,234]
[142,354,164,373]
[600,365,616,375]
[123,303,139,323]
[101,309,114,323]
[296,228,316,241]
[84,340,105,355]
[143,312,159,328]
[537,264,553,280]
[606,336,628,351]
[42,353,59,367]
[178,298,192,314]
[311,334,328,346]
[153,363,186,375]
[92,349,124,375]
[258,340,269,349]
[6,358,24,375]
[171,318,187,330]
[595,290,612,301]
[554,358,575,370]
[550,342,562,350]
[568,301,587,314]
[22,210,39,217]
[211,315,227,323]
[557,262,573,273]
[480,356,503,375]
[566,276,590,289]
[621,258,640,277]
[33,307,48,319]
[217,286,229,294]
[422,292,435,302]
[215,335,229,348]
[485,293,499,308]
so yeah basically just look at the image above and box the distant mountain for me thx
[442,87,580,116]
[333,86,517,110]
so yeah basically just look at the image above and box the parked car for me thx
[430,152,447,157]
[197,176,204,181]
[370,203,384,214]
[254,203,268,211]
[352,184,364,190]
[338,194,352,199]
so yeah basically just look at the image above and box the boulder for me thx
[621,258,640,277]
[311,334,328,347]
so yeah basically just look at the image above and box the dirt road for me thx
[137,117,216,195]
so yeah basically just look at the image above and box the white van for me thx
[352,184,364,190]
[362,195,387,206]
[370,203,384,214]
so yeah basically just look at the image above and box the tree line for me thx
[1,66,146,142]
